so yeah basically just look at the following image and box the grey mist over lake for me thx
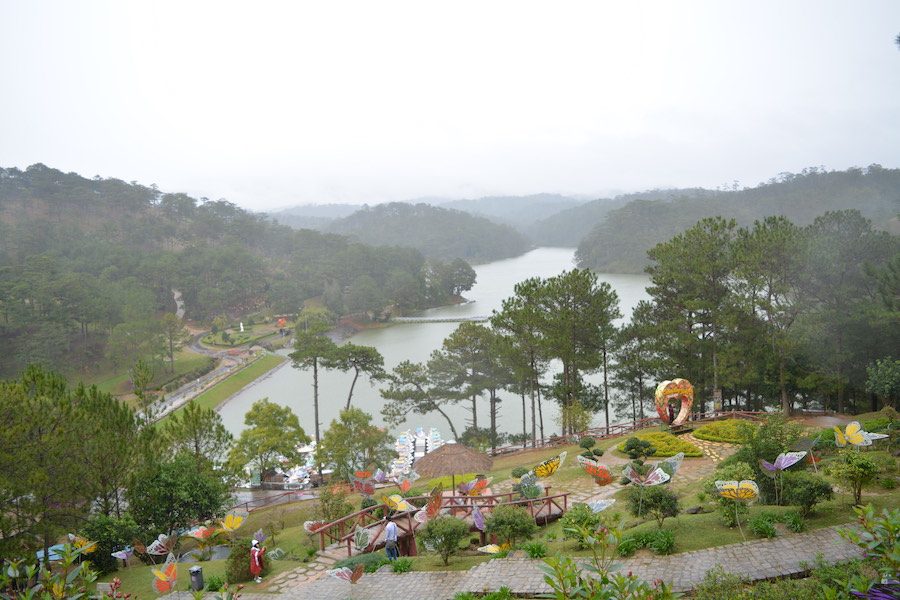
[217,247,650,440]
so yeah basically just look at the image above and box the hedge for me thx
[616,431,702,457]
[693,419,754,443]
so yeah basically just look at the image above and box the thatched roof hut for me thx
[413,442,493,488]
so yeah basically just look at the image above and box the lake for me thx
[218,247,650,439]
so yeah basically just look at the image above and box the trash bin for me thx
[189,566,204,592]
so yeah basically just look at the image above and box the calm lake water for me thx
[218,247,650,439]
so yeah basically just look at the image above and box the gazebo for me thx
[412,442,493,490]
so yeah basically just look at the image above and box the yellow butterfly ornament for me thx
[834,422,888,448]
[532,451,567,478]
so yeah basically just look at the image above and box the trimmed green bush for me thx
[334,551,388,572]
[693,419,754,443]
[520,541,548,559]
[749,515,778,538]
[781,471,833,516]
[484,505,537,546]
[391,557,414,572]
[617,431,702,457]
[225,538,272,583]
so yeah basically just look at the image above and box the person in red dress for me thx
[250,539,266,583]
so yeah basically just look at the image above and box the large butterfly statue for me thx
[654,452,685,479]
[303,520,329,534]
[834,422,889,447]
[414,486,444,524]
[152,553,177,594]
[327,564,364,584]
[791,435,823,473]
[622,462,670,487]
[459,477,492,496]
[110,547,133,562]
[382,494,418,512]
[354,470,372,479]
[353,526,370,552]
[532,451,567,478]
[759,451,807,478]
[183,525,215,541]
[372,469,388,483]
[586,499,616,513]
[577,455,615,486]
[146,534,175,556]
[218,512,246,533]
[253,529,268,544]
[477,544,502,554]
[67,533,96,554]
[352,476,376,497]
[715,480,759,501]
[472,505,485,531]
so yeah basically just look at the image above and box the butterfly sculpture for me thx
[532,451,567,478]
[791,435,823,473]
[414,486,445,524]
[622,463,670,487]
[146,534,175,556]
[477,544,502,554]
[459,477,492,496]
[355,470,372,479]
[253,529,268,544]
[111,547,133,563]
[472,505,485,531]
[759,451,807,478]
[327,564,364,584]
[586,499,616,513]
[353,526,371,552]
[67,534,96,554]
[577,455,615,486]
[715,480,759,541]
[515,471,545,499]
[183,525,215,541]
[382,494,418,512]
[372,469,388,483]
[654,452,685,478]
[352,476,376,497]
[218,512,246,533]
[152,553,177,594]
[834,422,889,448]
[303,520,329,534]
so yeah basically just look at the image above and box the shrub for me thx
[693,419,753,443]
[484,505,537,546]
[781,470,834,516]
[617,432,702,457]
[617,529,676,556]
[617,535,640,556]
[626,485,680,528]
[334,551,388,573]
[391,557,414,572]
[225,538,272,583]
[749,515,778,538]
[520,541,548,559]
[561,503,603,534]
[592,448,604,457]
[205,575,226,591]
[828,450,879,506]
[705,461,755,527]
[579,436,596,450]
[511,466,529,479]
[783,511,806,533]
[879,476,898,490]
[620,436,657,460]
[839,505,900,585]
[418,516,470,565]
[80,514,141,574]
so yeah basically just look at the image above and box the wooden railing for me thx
[231,490,312,513]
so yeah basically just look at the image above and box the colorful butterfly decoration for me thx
[372,469,388,483]
[303,520,329,534]
[759,451,807,478]
[577,455,615,486]
[253,529,268,544]
[146,534,175,556]
[459,477,492,496]
[834,422,889,447]
[414,485,444,523]
[654,452,685,479]
[67,534,96,554]
[152,553,177,594]
[382,494,418,512]
[353,526,370,552]
[352,476,376,497]
[355,470,372,479]
[472,505,485,531]
[110,547,133,562]
[622,463,670,487]
[477,544,502,554]
[586,499,616,513]
[791,435,823,473]
[715,480,759,501]
[532,451,567,478]
[183,525,215,541]
[218,512,246,533]
[326,564,365,584]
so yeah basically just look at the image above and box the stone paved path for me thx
[203,525,860,600]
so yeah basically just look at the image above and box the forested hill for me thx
[437,193,586,230]
[324,202,530,262]
[576,166,900,273]
[0,164,476,378]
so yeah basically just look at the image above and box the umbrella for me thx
[412,442,493,490]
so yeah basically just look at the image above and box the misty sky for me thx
[2,1,899,212]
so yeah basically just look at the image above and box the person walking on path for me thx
[250,539,266,583]
[384,515,399,561]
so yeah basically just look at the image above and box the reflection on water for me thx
[218,248,650,439]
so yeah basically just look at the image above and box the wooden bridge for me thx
[309,490,569,559]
